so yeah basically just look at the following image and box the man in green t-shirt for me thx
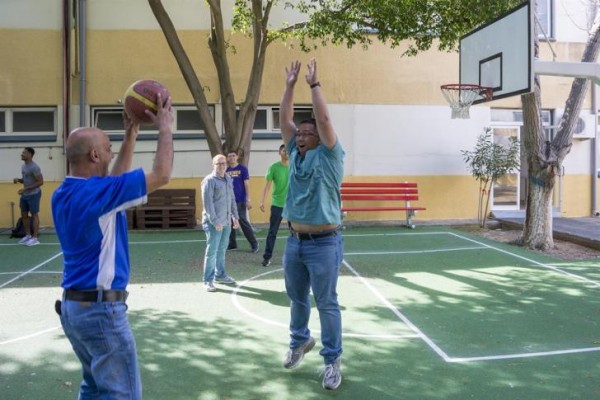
[259,144,289,266]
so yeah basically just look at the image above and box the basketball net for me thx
[440,84,493,119]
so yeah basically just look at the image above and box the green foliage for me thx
[462,127,520,227]
[290,0,525,56]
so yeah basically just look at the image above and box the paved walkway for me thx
[496,216,600,250]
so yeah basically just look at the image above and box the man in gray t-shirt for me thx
[13,147,44,246]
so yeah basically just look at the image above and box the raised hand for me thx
[285,60,301,88]
[305,58,318,86]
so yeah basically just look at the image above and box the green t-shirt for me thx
[266,161,289,208]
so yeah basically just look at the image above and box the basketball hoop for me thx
[440,84,493,119]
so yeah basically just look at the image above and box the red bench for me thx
[340,182,426,228]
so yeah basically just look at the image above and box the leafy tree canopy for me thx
[288,0,525,56]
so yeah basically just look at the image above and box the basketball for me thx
[123,80,170,124]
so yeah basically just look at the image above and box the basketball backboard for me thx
[459,1,534,104]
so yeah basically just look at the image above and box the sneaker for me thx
[321,358,342,390]
[283,336,315,369]
[18,235,32,245]
[205,282,216,292]
[227,245,238,251]
[25,237,40,247]
[251,243,260,254]
[261,258,271,267]
[215,275,236,285]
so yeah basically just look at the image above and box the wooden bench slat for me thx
[341,188,418,195]
[342,195,420,201]
[342,206,426,212]
[341,182,417,188]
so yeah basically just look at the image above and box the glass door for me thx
[492,127,521,210]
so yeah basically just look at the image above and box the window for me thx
[537,0,553,40]
[272,107,314,130]
[0,108,57,141]
[235,106,314,137]
[92,105,215,138]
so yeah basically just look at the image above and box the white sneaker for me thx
[25,237,40,246]
[18,235,32,244]
[205,282,217,292]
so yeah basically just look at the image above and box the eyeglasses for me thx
[214,162,227,166]
[295,131,317,138]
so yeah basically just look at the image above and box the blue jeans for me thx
[263,205,284,261]
[203,223,232,282]
[60,297,141,400]
[283,232,344,364]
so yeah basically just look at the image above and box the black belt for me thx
[290,227,341,241]
[64,289,128,302]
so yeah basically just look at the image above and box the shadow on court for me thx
[1,226,599,399]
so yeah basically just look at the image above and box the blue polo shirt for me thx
[283,139,345,225]
[51,169,147,290]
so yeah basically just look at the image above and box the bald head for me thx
[66,127,103,164]
[67,127,113,177]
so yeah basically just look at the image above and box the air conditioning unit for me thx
[573,113,596,139]
[555,111,597,140]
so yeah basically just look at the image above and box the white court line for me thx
[343,230,600,363]
[0,271,61,275]
[342,259,452,361]
[345,246,484,256]
[449,232,600,287]
[231,268,420,340]
[0,242,60,246]
[0,326,61,346]
[0,252,63,289]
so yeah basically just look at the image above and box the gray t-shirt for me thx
[22,161,42,196]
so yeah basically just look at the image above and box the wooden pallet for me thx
[135,189,196,229]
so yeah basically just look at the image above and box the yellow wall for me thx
[0,30,62,104]
[1,175,481,229]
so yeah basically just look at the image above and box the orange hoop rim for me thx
[440,84,493,101]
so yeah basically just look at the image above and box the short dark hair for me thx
[279,144,285,151]
[299,118,316,127]
[24,147,35,156]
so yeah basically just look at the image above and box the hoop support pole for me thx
[534,60,600,86]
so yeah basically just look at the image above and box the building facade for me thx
[0,0,598,228]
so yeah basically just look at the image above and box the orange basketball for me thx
[123,80,170,124]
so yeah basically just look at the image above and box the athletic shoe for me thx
[283,336,315,369]
[25,237,40,247]
[321,358,342,390]
[18,235,32,245]
[261,258,271,267]
[205,282,216,292]
[227,245,238,251]
[251,243,260,254]
[215,275,236,284]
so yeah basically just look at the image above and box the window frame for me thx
[536,0,554,40]
[91,105,215,140]
[0,107,58,142]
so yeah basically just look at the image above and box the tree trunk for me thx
[148,0,222,156]
[150,0,274,165]
[521,12,600,250]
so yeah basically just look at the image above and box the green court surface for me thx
[1,226,599,399]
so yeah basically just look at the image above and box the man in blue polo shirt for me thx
[52,93,174,400]
[278,58,345,390]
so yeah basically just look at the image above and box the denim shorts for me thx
[20,191,41,214]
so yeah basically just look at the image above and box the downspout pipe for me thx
[593,82,599,216]
[78,0,87,127]
[62,0,71,173]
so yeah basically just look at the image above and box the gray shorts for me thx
[20,191,41,214]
